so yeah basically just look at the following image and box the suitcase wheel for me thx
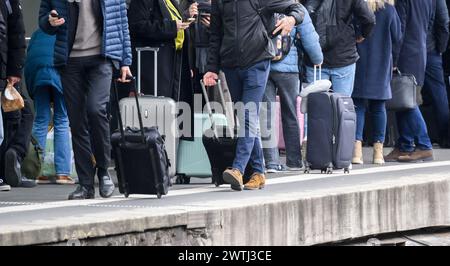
[304,167,311,174]
[344,168,350,174]
[175,175,191,185]
[214,181,221,187]
[326,167,333,174]
[157,192,162,199]
[124,191,129,198]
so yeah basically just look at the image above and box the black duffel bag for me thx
[387,69,422,111]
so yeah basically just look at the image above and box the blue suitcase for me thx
[305,91,356,174]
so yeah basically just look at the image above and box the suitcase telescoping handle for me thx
[200,79,234,139]
[113,77,146,143]
[313,64,322,83]
[136,47,159,96]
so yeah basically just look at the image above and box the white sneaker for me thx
[286,166,303,172]
[0,179,11,192]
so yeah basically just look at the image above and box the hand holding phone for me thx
[49,10,65,27]
[177,20,193,30]
[183,18,196,24]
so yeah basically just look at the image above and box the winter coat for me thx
[394,0,436,86]
[304,0,375,68]
[38,0,132,67]
[353,5,402,100]
[0,0,26,85]
[24,29,63,97]
[427,0,449,53]
[206,0,304,73]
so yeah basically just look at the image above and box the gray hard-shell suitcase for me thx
[119,47,178,177]
[305,91,356,174]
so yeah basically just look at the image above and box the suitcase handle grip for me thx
[200,79,234,139]
[113,78,146,143]
[200,79,220,139]
[136,47,159,96]
[313,64,322,83]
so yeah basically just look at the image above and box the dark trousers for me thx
[0,99,34,178]
[422,50,450,142]
[60,56,113,188]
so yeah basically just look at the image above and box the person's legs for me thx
[222,60,270,190]
[395,109,416,152]
[86,58,113,177]
[85,57,115,198]
[3,97,36,188]
[352,98,366,164]
[395,106,433,162]
[52,90,72,179]
[32,87,52,151]
[261,74,280,171]
[61,57,95,198]
[329,64,356,96]
[369,100,387,143]
[353,98,366,142]
[369,100,387,165]
[422,50,450,145]
[276,72,302,169]
[8,99,34,160]
[221,67,245,190]
[238,60,270,175]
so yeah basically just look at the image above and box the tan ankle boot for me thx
[373,142,385,165]
[352,141,364,164]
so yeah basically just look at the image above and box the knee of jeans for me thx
[53,111,70,126]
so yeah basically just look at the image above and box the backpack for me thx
[307,0,338,51]
[216,0,292,62]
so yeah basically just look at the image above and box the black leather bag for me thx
[387,70,419,111]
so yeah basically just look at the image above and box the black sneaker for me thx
[4,148,22,187]
[68,185,95,200]
[0,179,11,192]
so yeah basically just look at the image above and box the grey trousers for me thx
[60,56,113,188]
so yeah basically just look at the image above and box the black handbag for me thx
[387,69,419,111]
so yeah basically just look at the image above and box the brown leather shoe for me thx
[244,173,266,190]
[398,149,434,163]
[222,168,243,191]
[56,175,75,185]
[37,176,53,185]
[384,148,410,162]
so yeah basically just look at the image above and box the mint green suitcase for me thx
[175,113,228,184]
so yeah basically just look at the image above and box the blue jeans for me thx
[422,50,450,141]
[396,106,433,152]
[222,60,270,174]
[306,64,356,96]
[353,98,387,143]
[261,72,302,168]
[32,86,71,176]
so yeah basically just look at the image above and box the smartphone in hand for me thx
[183,17,196,24]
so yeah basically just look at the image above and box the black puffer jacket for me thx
[0,0,26,84]
[304,0,375,68]
[206,0,304,73]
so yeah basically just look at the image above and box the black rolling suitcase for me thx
[200,80,254,186]
[111,79,171,199]
[201,80,235,187]
[305,91,356,174]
